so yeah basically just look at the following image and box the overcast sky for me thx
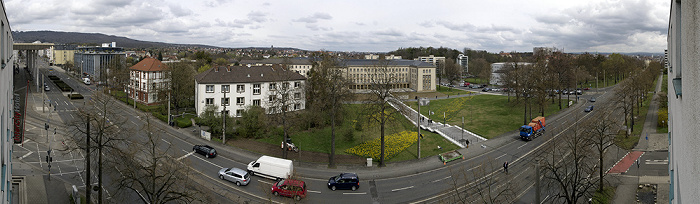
[5,0,669,53]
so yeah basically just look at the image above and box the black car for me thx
[584,105,594,112]
[327,173,359,191]
[193,145,217,158]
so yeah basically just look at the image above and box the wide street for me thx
[12,58,665,203]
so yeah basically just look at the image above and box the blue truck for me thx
[520,116,546,141]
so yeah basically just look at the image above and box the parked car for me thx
[327,173,360,191]
[481,88,491,92]
[590,97,596,102]
[271,179,306,201]
[193,145,217,158]
[44,85,50,91]
[583,87,590,90]
[218,167,250,186]
[584,106,594,112]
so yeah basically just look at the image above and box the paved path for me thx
[608,151,644,174]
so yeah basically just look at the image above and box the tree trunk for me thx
[86,116,91,203]
[379,121,385,167]
[329,102,336,168]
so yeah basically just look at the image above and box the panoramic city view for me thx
[0,0,696,203]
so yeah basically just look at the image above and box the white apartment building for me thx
[194,65,306,117]
[128,58,170,105]
[667,1,700,203]
[0,2,14,203]
[457,54,469,75]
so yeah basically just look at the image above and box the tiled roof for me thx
[129,58,169,72]
[195,65,306,84]
[239,58,313,65]
[344,59,435,67]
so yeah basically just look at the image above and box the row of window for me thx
[131,71,166,79]
[349,68,408,73]
[205,93,302,106]
[227,104,303,117]
[205,82,301,94]
[132,81,168,91]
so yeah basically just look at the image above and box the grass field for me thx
[257,104,460,161]
[407,94,573,139]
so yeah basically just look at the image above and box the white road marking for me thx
[431,176,452,183]
[517,143,527,149]
[307,190,321,194]
[343,192,367,195]
[495,154,506,160]
[257,179,272,185]
[161,139,171,145]
[391,186,414,192]
[176,151,195,161]
[22,139,30,144]
[19,152,33,159]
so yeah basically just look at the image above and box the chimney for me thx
[226,66,231,72]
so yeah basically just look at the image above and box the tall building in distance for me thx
[667,1,700,203]
[73,42,125,84]
[0,2,14,203]
[52,44,77,66]
[416,55,445,77]
[457,54,469,76]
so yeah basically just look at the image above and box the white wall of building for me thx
[195,80,305,117]
[0,2,14,203]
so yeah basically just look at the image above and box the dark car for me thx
[327,173,360,191]
[193,145,217,158]
[272,179,306,201]
[584,105,594,112]
[481,88,491,92]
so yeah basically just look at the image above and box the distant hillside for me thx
[12,30,219,49]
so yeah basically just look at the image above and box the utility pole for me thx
[85,115,91,204]
[222,91,226,145]
[417,99,421,159]
[167,91,171,126]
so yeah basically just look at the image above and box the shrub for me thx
[343,128,355,142]
[176,117,192,128]
[657,108,668,128]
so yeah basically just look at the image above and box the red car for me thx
[271,179,306,201]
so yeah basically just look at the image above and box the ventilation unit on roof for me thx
[261,73,264,77]
[247,64,252,68]
[247,74,250,77]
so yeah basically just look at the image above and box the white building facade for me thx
[0,2,14,203]
[457,54,469,76]
[128,58,170,105]
[194,65,306,117]
[667,1,700,203]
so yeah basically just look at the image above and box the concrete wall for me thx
[0,2,14,203]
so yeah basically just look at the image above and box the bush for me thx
[657,108,668,128]
[152,112,167,123]
[175,117,193,128]
[343,127,355,142]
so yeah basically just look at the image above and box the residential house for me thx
[128,58,170,105]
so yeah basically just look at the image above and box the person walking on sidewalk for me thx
[503,161,509,174]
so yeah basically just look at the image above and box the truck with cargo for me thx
[247,156,293,180]
[519,116,545,141]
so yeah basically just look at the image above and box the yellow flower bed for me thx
[345,131,417,160]
[429,96,473,122]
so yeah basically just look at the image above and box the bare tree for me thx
[614,80,635,136]
[469,58,490,84]
[266,64,305,159]
[442,160,516,204]
[67,91,132,203]
[110,114,205,203]
[583,105,619,192]
[363,59,400,167]
[443,58,462,85]
[540,116,597,204]
[163,61,195,114]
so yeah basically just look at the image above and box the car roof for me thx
[228,167,247,174]
[283,179,305,186]
[339,173,358,178]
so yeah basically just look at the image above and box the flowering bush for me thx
[345,131,417,160]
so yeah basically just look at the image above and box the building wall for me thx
[667,1,700,203]
[129,70,170,105]
[74,47,125,83]
[0,2,13,203]
[53,50,74,65]
[288,64,312,77]
[195,80,306,117]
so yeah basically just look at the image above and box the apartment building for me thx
[74,43,125,84]
[0,2,14,203]
[128,58,170,105]
[194,65,306,117]
[342,59,436,92]
[239,58,313,77]
[457,54,469,76]
[667,1,700,203]
[52,44,77,66]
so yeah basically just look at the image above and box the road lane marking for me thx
[391,186,414,192]
[343,192,367,195]
[189,154,223,169]
[517,143,527,149]
[23,139,30,144]
[257,180,272,185]
[161,139,171,145]
[176,151,195,161]
[19,152,33,159]
[495,154,506,160]
[308,190,321,194]
[431,176,452,183]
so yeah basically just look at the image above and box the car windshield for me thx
[334,175,342,182]
[276,179,286,187]
[520,127,530,133]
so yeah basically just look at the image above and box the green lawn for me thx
[408,94,573,139]
[658,74,668,133]
[436,86,472,96]
[257,104,460,161]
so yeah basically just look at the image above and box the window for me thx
[283,82,289,89]
[294,92,301,99]
[221,85,230,93]
[294,82,300,88]
[221,97,230,106]
[269,83,277,91]
[205,98,214,105]
[253,84,261,95]
[269,95,276,102]
[236,109,244,117]
[237,97,245,105]
[237,85,245,93]
[253,99,261,106]
[152,83,156,90]
[294,103,301,110]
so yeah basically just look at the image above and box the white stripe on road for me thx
[307,190,321,194]
[257,179,272,185]
[343,192,367,195]
[431,176,451,183]
[495,154,506,160]
[176,151,195,161]
[161,139,171,145]
[19,152,33,159]
[391,186,414,192]
[517,143,527,149]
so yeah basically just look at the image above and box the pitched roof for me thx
[195,65,306,84]
[129,58,169,72]
[344,59,436,67]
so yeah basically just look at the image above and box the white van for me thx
[82,78,91,85]
[247,156,293,180]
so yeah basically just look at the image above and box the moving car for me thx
[327,173,360,191]
[584,105,594,112]
[271,179,306,201]
[590,97,596,102]
[44,85,50,91]
[218,167,250,186]
[481,88,491,92]
[193,145,217,158]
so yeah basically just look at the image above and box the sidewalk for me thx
[611,73,669,204]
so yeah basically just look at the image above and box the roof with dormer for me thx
[129,57,169,72]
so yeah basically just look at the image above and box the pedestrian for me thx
[503,161,509,173]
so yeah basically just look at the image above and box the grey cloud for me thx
[205,0,231,7]
[373,29,403,37]
[247,11,269,23]
[293,12,333,23]
[169,4,193,17]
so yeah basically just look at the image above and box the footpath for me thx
[609,73,669,204]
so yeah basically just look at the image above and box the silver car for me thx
[218,167,251,186]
